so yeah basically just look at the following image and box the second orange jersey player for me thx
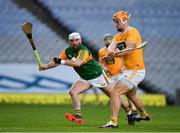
[98,33,123,79]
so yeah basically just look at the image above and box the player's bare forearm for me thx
[39,60,58,71]
[108,41,117,51]
[115,50,131,57]
[64,59,84,67]
[47,61,59,69]
[107,41,117,58]
[114,41,136,57]
[39,57,84,70]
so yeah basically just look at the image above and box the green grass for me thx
[0,104,180,132]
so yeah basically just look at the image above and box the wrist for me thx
[61,60,65,65]
[53,57,61,64]
[53,57,65,65]
[44,64,48,69]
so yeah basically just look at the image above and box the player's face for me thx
[113,19,125,32]
[104,38,112,48]
[69,38,82,49]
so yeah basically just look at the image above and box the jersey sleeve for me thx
[77,50,90,63]
[58,50,67,60]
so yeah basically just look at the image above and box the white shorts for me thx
[117,69,145,89]
[87,74,108,88]
[109,74,123,83]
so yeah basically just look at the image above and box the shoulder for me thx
[80,45,91,52]
[64,46,74,55]
[113,33,122,43]
[79,45,92,54]
[65,46,72,51]
[99,47,107,53]
[127,26,139,33]
[113,33,120,39]
[80,44,88,50]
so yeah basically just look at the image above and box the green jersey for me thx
[59,44,102,80]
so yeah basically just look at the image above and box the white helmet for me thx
[68,32,81,40]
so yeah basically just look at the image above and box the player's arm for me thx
[115,41,136,57]
[64,50,89,67]
[98,50,109,73]
[56,50,89,67]
[39,50,89,69]
[108,40,135,58]
[107,41,117,57]
[98,49,105,65]
[39,57,83,71]
[39,50,67,71]
[63,58,84,67]
[39,58,59,71]
[108,29,138,58]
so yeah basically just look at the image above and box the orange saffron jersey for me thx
[99,47,123,77]
[113,27,145,70]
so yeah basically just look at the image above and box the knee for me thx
[128,94,136,101]
[69,90,78,97]
[110,89,119,97]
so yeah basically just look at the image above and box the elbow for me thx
[74,62,83,67]
[74,63,82,67]
[73,60,84,67]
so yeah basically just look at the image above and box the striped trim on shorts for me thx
[118,69,145,89]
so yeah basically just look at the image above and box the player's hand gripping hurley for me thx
[115,41,148,54]
[103,41,148,60]
[22,22,42,65]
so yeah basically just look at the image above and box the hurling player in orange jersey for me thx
[99,33,138,122]
[99,33,123,79]
[100,11,150,128]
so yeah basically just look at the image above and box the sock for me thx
[140,111,148,118]
[74,109,81,116]
[124,106,132,115]
[127,110,132,115]
[131,108,137,112]
[130,104,137,112]
[111,116,118,125]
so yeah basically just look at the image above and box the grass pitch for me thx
[0,104,180,132]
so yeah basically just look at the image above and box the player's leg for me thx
[126,89,150,121]
[110,75,137,115]
[125,69,150,121]
[101,79,137,126]
[100,81,129,128]
[69,79,91,115]
[102,77,138,124]
[126,87,138,112]
[100,69,148,128]
[100,82,113,97]
[110,81,129,126]
[128,99,137,112]
[101,83,132,115]
[66,79,91,124]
